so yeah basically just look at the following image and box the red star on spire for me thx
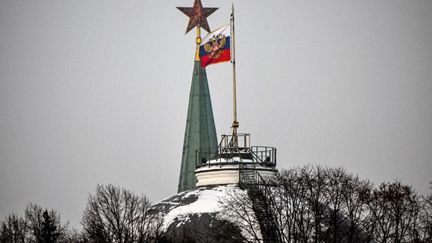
[177,0,218,34]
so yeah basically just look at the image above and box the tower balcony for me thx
[195,133,278,187]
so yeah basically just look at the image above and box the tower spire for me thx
[177,0,218,192]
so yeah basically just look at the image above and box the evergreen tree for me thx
[41,210,59,243]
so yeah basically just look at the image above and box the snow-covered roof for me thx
[155,185,236,230]
[152,185,262,241]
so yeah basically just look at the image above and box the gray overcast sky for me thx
[1,0,431,228]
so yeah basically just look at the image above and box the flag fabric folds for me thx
[199,24,231,67]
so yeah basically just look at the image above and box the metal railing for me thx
[195,133,277,168]
[195,146,277,168]
[219,133,251,151]
[195,146,276,168]
[239,169,276,190]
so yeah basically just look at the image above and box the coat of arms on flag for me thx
[199,24,231,67]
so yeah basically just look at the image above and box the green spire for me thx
[178,61,218,192]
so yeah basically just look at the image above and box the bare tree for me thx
[368,181,419,243]
[325,167,347,242]
[219,188,263,242]
[269,168,315,242]
[341,174,373,242]
[302,165,332,242]
[0,213,28,243]
[416,194,432,242]
[25,203,45,242]
[81,184,158,243]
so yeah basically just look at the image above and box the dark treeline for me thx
[0,203,69,243]
[1,165,431,243]
[0,185,163,243]
[223,165,432,243]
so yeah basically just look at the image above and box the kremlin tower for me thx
[152,1,280,242]
[176,0,278,193]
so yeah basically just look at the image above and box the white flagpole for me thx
[231,4,239,146]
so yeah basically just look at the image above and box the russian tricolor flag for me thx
[199,24,231,68]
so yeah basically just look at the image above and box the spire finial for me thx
[177,0,218,60]
[177,0,218,34]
